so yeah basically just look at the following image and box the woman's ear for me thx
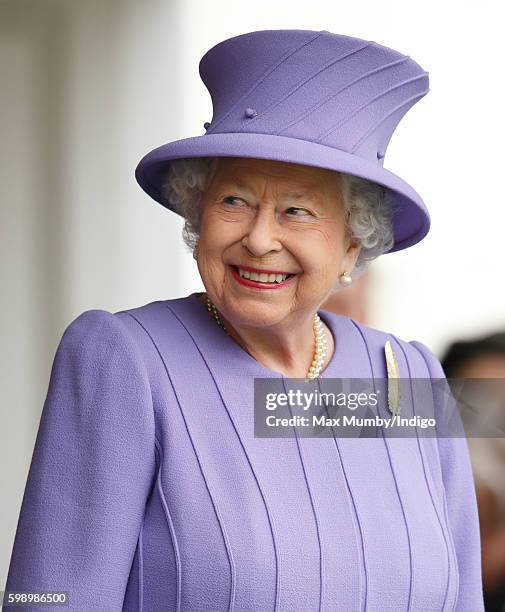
[344,236,362,271]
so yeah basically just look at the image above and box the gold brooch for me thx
[384,340,401,416]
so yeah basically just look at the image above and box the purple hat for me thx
[135,29,430,253]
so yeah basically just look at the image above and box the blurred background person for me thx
[442,333,505,612]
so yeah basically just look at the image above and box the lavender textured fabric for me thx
[5,293,484,611]
[135,29,431,253]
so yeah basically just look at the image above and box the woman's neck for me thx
[197,292,334,378]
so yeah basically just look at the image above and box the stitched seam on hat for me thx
[350,89,429,153]
[276,54,411,137]
[316,73,428,143]
[237,41,372,127]
[207,30,324,133]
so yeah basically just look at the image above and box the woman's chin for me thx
[222,298,292,329]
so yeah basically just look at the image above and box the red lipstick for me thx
[229,265,297,290]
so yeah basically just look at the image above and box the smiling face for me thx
[196,157,361,328]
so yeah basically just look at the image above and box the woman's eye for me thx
[286,207,312,217]
[223,196,243,206]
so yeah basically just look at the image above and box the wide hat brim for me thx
[135,132,430,254]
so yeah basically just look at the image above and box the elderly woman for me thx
[5,29,484,612]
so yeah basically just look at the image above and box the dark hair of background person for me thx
[441,329,505,612]
[441,332,505,378]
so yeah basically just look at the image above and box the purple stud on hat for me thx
[135,29,431,252]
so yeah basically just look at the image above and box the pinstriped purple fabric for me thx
[5,294,484,610]
[135,30,431,253]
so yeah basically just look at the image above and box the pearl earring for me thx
[340,271,353,287]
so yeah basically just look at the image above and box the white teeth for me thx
[236,267,290,283]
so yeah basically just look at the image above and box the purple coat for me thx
[5,293,484,611]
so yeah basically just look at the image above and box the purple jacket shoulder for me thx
[5,309,157,611]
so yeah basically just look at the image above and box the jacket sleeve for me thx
[4,309,156,611]
[410,339,485,612]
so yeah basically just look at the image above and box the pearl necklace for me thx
[205,296,328,379]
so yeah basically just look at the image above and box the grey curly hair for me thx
[161,157,396,286]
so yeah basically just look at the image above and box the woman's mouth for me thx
[229,265,297,290]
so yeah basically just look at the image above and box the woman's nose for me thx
[241,209,282,257]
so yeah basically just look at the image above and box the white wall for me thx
[2,0,504,589]
[0,0,195,587]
